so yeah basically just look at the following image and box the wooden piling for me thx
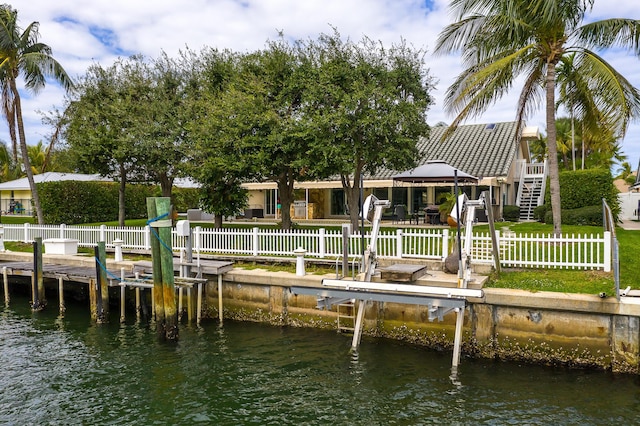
[58,276,65,314]
[135,287,141,322]
[31,237,46,311]
[93,243,109,323]
[119,268,126,323]
[147,197,178,340]
[3,266,8,305]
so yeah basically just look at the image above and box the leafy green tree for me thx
[0,4,73,224]
[134,52,193,197]
[188,40,320,229]
[64,56,150,225]
[305,31,434,229]
[435,0,640,235]
[185,48,251,228]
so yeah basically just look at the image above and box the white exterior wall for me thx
[618,192,640,220]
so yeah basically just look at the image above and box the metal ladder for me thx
[337,300,355,333]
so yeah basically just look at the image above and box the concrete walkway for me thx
[619,220,640,230]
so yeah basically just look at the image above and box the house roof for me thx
[0,172,107,191]
[372,121,523,180]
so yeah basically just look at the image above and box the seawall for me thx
[211,268,640,374]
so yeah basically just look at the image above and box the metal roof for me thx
[0,173,107,191]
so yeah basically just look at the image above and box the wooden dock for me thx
[0,254,233,325]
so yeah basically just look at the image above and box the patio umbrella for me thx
[392,160,478,184]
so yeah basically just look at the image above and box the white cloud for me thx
[7,0,640,169]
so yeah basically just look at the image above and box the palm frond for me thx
[575,19,640,54]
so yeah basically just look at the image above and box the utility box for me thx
[43,238,79,255]
[176,220,191,237]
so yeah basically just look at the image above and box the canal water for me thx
[1,294,640,425]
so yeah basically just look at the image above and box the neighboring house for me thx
[0,173,198,216]
[243,121,543,221]
[0,172,107,215]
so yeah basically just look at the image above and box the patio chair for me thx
[393,204,407,224]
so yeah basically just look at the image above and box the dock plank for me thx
[379,264,428,282]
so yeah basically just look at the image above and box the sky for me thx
[10,0,640,173]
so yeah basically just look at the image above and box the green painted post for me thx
[147,197,178,340]
[31,237,45,311]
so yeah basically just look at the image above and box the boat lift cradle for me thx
[291,195,486,369]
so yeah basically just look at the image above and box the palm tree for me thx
[435,0,640,235]
[27,140,46,174]
[0,4,73,224]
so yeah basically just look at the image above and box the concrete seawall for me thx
[212,268,640,374]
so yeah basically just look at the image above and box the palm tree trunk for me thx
[11,79,44,224]
[545,65,562,236]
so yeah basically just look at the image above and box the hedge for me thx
[538,168,620,223]
[543,205,603,226]
[37,180,205,225]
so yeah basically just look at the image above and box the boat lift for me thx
[291,194,488,369]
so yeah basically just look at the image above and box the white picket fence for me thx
[0,223,611,271]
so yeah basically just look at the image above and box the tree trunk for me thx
[277,174,295,230]
[118,164,126,227]
[11,79,44,224]
[342,171,362,232]
[158,172,173,197]
[546,65,562,236]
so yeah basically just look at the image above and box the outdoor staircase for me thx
[516,161,547,221]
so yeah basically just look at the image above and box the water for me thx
[2,294,640,425]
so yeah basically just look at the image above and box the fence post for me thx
[144,225,151,251]
[604,231,611,272]
[23,222,29,243]
[252,227,259,257]
[396,229,403,258]
[60,224,66,239]
[442,228,449,261]
[100,224,106,242]
[194,226,202,253]
[319,228,326,258]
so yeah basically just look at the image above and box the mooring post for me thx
[93,242,109,323]
[58,276,65,314]
[218,274,223,324]
[197,282,202,325]
[89,278,98,321]
[31,237,46,311]
[135,275,141,322]
[3,266,8,306]
[187,287,192,322]
[451,307,465,368]
[147,197,178,340]
[120,268,126,323]
[178,286,183,322]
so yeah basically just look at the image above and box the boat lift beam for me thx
[290,285,469,322]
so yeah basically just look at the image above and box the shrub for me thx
[543,205,603,226]
[502,205,520,221]
[533,204,547,222]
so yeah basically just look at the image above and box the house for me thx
[0,172,107,215]
[242,121,543,221]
